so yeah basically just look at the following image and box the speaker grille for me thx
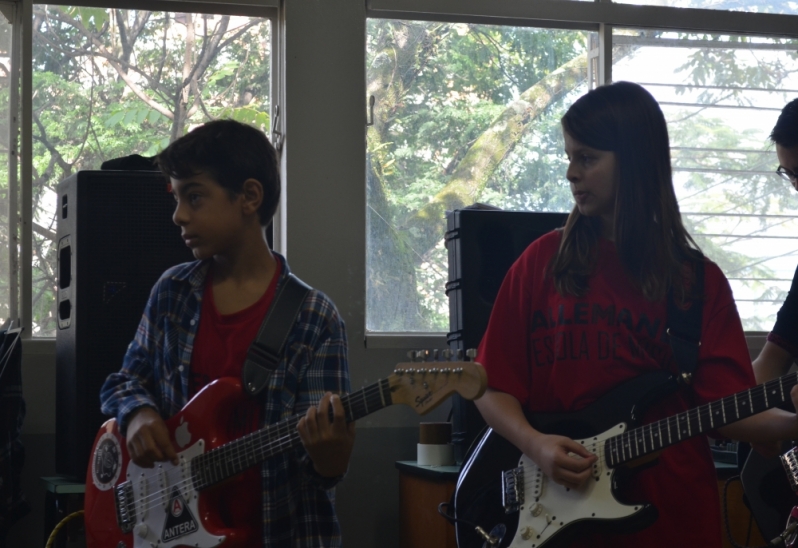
[56,170,195,478]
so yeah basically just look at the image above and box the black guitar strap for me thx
[666,258,705,385]
[241,273,312,396]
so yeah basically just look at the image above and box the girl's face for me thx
[776,143,798,192]
[563,130,620,239]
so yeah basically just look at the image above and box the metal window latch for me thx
[272,104,284,153]
[366,95,375,127]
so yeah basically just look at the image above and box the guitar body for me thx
[84,360,488,548]
[454,371,678,548]
[85,377,258,548]
[741,442,798,541]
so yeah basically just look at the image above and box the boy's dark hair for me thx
[552,81,701,302]
[156,119,280,226]
[771,98,798,148]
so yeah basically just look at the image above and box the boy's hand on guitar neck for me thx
[126,406,179,468]
[526,433,597,490]
[298,392,356,478]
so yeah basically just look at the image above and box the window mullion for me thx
[20,0,31,336]
[599,22,612,85]
[368,0,798,39]
[8,1,20,326]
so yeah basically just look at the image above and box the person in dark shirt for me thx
[753,98,798,383]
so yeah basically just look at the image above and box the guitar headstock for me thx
[388,349,487,415]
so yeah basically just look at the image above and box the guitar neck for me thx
[607,372,798,467]
[191,378,393,489]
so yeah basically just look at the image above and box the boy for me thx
[99,119,355,548]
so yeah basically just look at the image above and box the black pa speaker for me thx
[445,208,569,463]
[55,170,195,478]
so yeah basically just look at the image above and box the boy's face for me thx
[171,171,246,260]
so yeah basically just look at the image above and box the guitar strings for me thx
[517,372,798,492]
[125,380,391,516]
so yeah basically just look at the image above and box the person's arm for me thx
[718,386,798,443]
[694,265,798,445]
[475,388,596,490]
[294,294,355,482]
[297,391,355,477]
[99,273,178,467]
[125,406,178,467]
[752,340,794,383]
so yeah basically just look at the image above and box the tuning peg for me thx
[466,349,477,360]
[442,349,452,360]
[433,349,439,361]
[456,349,463,360]
[407,351,416,362]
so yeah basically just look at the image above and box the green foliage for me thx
[367,19,798,333]
[28,7,272,335]
[367,20,588,331]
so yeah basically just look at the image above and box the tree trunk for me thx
[401,53,588,256]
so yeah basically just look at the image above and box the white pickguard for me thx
[509,423,645,548]
[125,439,226,548]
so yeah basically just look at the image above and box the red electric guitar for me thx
[83,357,486,548]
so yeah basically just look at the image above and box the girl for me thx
[474,81,798,547]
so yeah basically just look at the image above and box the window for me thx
[366,20,590,332]
[366,1,798,338]
[614,0,797,14]
[29,4,272,336]
[0,4,15,330]
[613,30,798,330]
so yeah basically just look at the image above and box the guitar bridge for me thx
[781,447,798,494]
[114,480,136,534]
[502,466,524,514]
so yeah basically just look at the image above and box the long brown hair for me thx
[550,81,701,302]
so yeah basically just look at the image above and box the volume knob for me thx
[134,523,149,538]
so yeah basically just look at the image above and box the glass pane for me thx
[613,29,798,330]
[32,5,271,336]
[0,8,12,326]
[366,20,589,332]
[614,0,798,15]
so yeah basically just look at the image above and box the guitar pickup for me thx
[780,447,798,494]
[114,480,136,534]
[502,466,525,513]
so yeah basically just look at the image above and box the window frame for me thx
[363,0,798,348]
[18,0,280,339]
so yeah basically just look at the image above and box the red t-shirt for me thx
[190,261,282,398]
[477,231,755,548]
[189,261,281,530]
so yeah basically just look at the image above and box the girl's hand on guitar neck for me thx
[125,406,179,468]
[526,433,597,490]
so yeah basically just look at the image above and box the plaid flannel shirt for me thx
[100,252,350,548]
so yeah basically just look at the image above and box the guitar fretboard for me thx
[190,378,393,490]
[605,372,798,467]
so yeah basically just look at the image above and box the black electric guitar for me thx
[454,370,798,548]
[740,439,798,542]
